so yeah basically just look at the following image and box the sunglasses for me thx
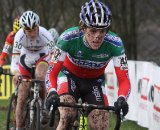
[23,25,38,31]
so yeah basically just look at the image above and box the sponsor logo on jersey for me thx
[77,51,83,57]
[119,56,128,70]
[45,73,51,88]
[47,64,54,73]
[69,56,107,69]
[70,79,76,92]
[92,86,102,102]
[92,53,109,58]
[60,29,81,41]
[97,78,104,83]
[51,48,62,62]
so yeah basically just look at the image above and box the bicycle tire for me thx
[30,101,41,130]
[6,93,17,130]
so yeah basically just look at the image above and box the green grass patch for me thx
[109,113,147,130]
[0,100,8,130]
[0,99,9,107]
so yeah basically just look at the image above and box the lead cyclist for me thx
[45,0,130,130]
[11,11,55,130]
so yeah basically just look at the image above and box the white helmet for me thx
[48,28,59,43]
[20,11,40,30]
[80,0,112,29]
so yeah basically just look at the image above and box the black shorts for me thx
[57,67,108,107]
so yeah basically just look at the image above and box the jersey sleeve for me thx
[111,37,131,99]
[42,28,55,53]
[12,32,21,54]
[5,31,15,46]
[45,47,67,92]
[45,27,78,92]
[11,32,21,74]
[113,54,131,99]
[0,31,15,66]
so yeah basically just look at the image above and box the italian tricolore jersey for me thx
[46,26,130,98]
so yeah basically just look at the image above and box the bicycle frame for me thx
[2,66,44,130]
[29,79,43,125]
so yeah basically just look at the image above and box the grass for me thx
[109,113,147,130]
[0,100,148,130]
[0,100,8,130]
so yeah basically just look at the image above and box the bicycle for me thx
[49,102,123,130]
[1,65,44,130]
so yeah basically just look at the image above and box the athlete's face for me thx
[84,27,107,50]
[24,26,39,40]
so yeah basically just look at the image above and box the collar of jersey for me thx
[83,36,92,49]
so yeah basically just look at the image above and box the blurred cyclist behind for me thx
[48,28,59,44]
[45,0,130,130]
[0,18,20,71]
[11,11,55,130]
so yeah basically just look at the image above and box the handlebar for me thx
[49,102,122,130]
[0,71,44,83]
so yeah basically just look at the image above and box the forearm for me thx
[115,67,131,99]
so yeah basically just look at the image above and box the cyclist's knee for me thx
[35,62,48,80]
[59,95,77,123]
[88,109,109,130]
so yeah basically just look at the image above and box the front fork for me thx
[29,82,43,124]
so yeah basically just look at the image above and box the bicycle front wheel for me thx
[29,101,40,130]
[6,93,17,130]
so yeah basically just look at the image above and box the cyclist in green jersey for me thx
[45,0,130,130]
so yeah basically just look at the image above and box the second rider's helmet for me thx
[80,0,112,29]
[13,18,21,33]
[20,11,40,30]
[48,28,59,44]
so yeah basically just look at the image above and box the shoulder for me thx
[39,26,49,34]
[6,31,15,42]
[104,31,123,47]
[59,26,83,41]
[7,31,15,38]
[14,28,25,42]
[39,26,53,41]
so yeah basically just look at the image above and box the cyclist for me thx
[48,28,59,44]
[0,18,20,67]
[45,0,130,130]
[11,11,55,130]
[0,18,21,86]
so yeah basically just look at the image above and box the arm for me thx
[45,48,66,110]
[113,54,131,99]
[0,32,15,66]
[45,47,67,93]
[10,33,21,74]
[113,53,130,116]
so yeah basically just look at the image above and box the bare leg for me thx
[35,62,48,99]
[16,82,30,128]
[56,95,77,130]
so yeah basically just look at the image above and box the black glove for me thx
[114,97,129,116]
[46,91,60,111]
[0,66,3,75]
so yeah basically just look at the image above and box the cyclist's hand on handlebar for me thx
[0,66,3,75]
[114,97,129,116]
[46,91,60,111]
